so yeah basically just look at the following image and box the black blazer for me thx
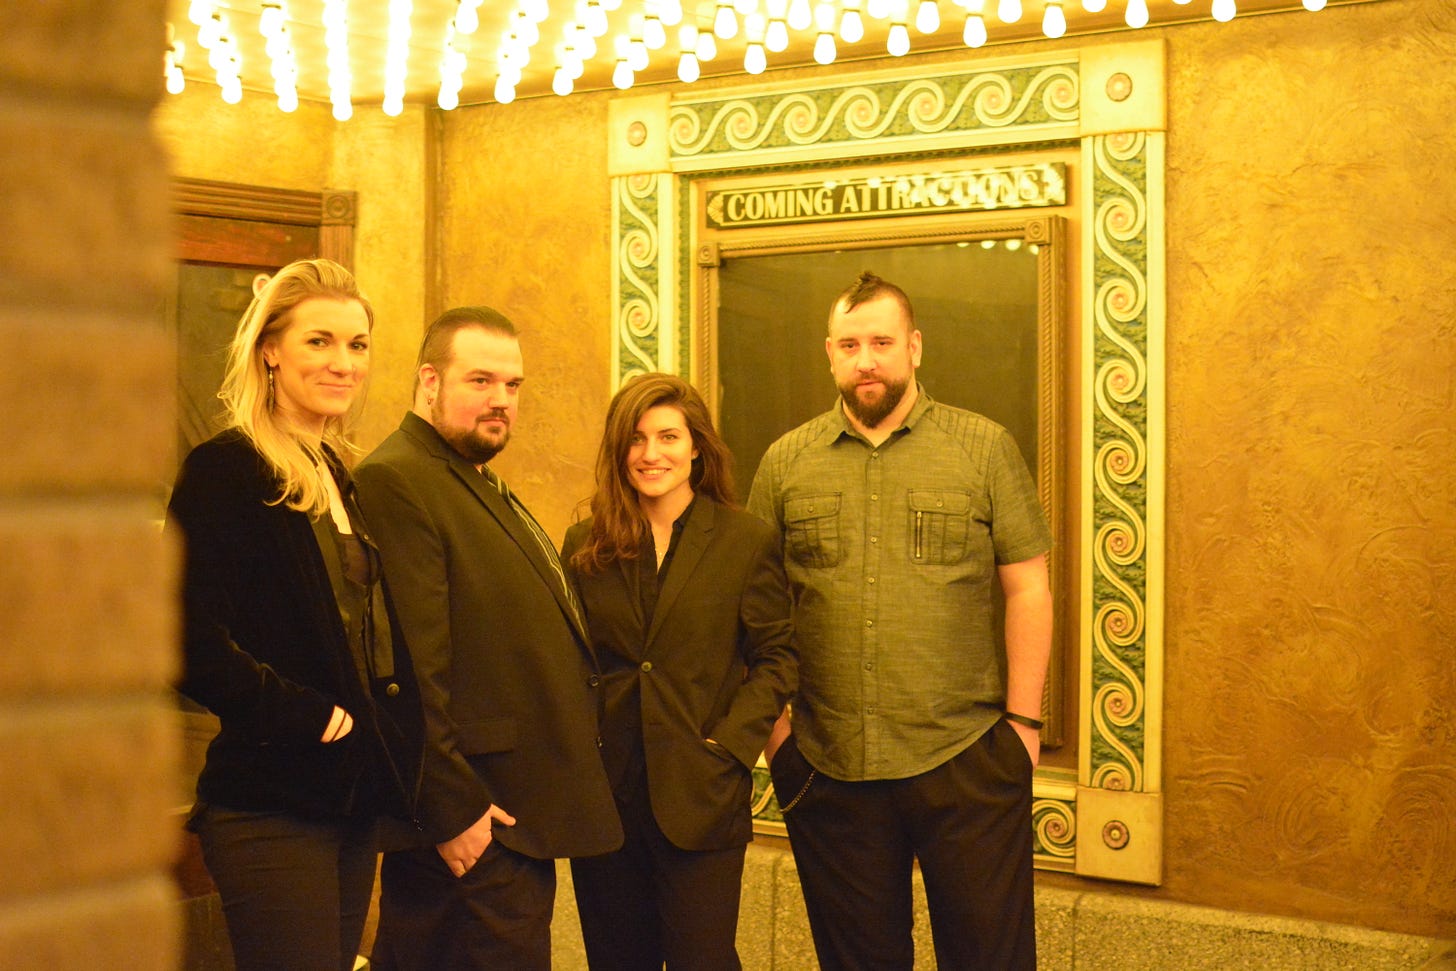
[562,497,796,851]
[354,412,622,859]
[167,429,423,821]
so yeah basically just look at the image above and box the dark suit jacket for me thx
[354,412,622,859]
[562,497,796,851]
[167,429,423,822]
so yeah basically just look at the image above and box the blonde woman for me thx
[166,258,421,971]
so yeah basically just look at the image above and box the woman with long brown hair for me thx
[563,373,796,970]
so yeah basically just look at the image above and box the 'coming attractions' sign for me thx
[704,163,1067,230]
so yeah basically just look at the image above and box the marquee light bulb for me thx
[1042,0,1066,36]
[997,0,1022,23]
[914,0,940,33]
[438,86,459,109]
[585,1,609,35]
[1211,0,1235,19]
[963,12,987,46]
[455,3,479,33]
[644,15,667,48]
[840,8,864,42]
[165,67,186,95]
[887,22,910,55]
[813,31,836,64]
[552,66,573,95]
[612,58,634,88]
[766,18,789,50]
[713,3,739,37]
[787,0,813,30]
[744,41,766,73]
[1083,0,1106,11]
[677,50,700,81]
[696,29,718,59]
[1302,0,1325,8]
[494,76,516,103]
[628,37,649,70]
[1124,0,1148,27]
[866,0,890,17]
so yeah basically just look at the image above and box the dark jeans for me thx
[373,838,556,971]
[572,777,746,971]
[190,803,377,971]
[769,720,1037,971]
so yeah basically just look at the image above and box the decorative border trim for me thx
[610,44,1165,883]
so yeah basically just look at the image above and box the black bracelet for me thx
[1004,711,1045,731]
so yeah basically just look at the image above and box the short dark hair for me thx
[417,305,518,374]
[828,271,916,334]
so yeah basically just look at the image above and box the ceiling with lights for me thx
[165,0,1356,116]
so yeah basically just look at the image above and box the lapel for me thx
[401,413,591,648]
[643,497,716,649]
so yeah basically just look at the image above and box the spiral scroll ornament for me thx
[614,174,663,382]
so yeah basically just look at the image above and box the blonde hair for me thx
[218,258,375,516]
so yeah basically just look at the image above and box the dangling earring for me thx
[266,365,275,407]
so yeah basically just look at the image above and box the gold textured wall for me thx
[152,88,428,453]
[432,0,1455,939]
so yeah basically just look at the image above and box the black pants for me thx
[191,803,376,971]
[571,777,746,971]
[769,720,1037,971]
[372,838,556,971]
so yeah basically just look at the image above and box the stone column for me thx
[0,1,181,968]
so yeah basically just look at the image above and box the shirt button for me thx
[641,661,653,672]
[588,674,601,687]
[867,706,877,715]
[864,619,874,628]
[870,493,879,501]
[385,683,400,697]
[870,536,879,544]
[864,661,874,671]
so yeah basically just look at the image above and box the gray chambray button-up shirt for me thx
[748,389,1051,782]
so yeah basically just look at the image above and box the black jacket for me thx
[168,428,422,822]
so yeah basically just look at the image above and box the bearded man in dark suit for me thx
[355,306,621,970]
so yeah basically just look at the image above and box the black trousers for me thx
[191,803,377,971]
[769,719,1037,971]
[572,776,746,971]
[372,838,556,971]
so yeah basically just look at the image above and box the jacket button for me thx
[640,661,653,672]
[588,675,601,687]
[385,683,400,697]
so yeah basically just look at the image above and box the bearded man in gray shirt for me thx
[749,271,1053,971]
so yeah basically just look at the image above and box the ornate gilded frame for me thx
[607,40,1166,884]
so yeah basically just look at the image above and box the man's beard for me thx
[433,395,510,465]
[839,373,911,429]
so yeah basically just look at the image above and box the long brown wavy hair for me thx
[569,373,736,574]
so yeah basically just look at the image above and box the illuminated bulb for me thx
[1211,0,1235,19]
[585,1,609,35]
[1302,0,1325,8]
[438,86,459,109]
[963,12,987,46]
[188,0,212,26]
[660,1,684,26]
[1042,0,1065,36]
[199,14,224,48]
[602,0,622,9]
[166,66,186,95]
[278,88,298,112]
[332,99,352,121]
[677,50,700,81]
[259,4,285,38]
[628,37,649,70]
[1083,0,1106,11]
[887,21,910,55]
[744,41,766,73]
[695,29,717,59]
[840,7,864,41]
[549,66,570,95]
[866,0,890,17]
[1124,0,1148,27]
[813,30,836,63]
[495,76,517,103]
[787,0,813,30]
[222,79,243,104]
[612,59,634,88]
[644,15,667,48]
[383,95,404,116]
[997,0,1021,22]
[456,3,479,33]
[766,18,789,50]
[914,0,940,32]
[714,3,739,37]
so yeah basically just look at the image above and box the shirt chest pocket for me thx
[907,490,975,565]
[784,493,842,569]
